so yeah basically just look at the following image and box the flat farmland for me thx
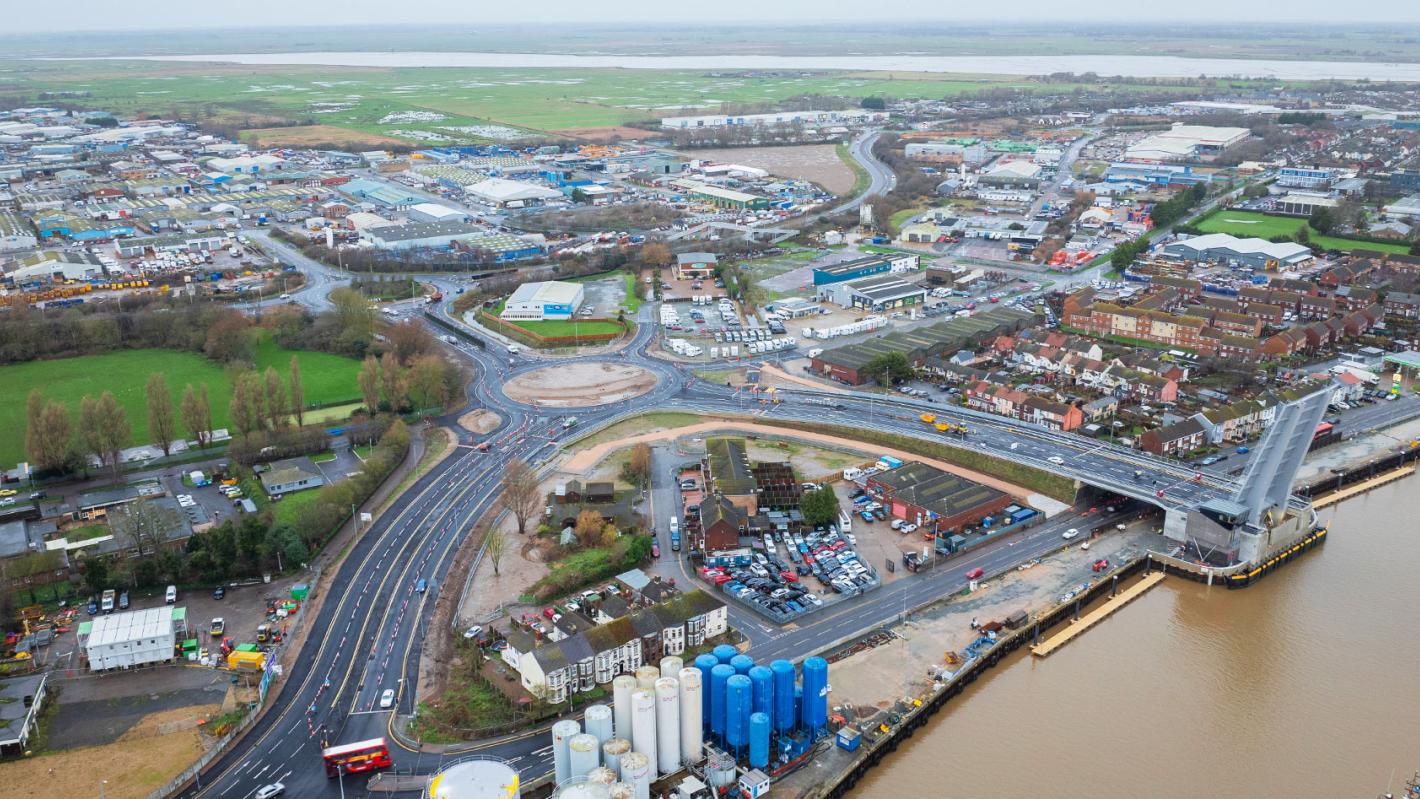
[680,145,858,194]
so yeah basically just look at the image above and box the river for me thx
[856,478,1420,799]
[75,52,1420,82]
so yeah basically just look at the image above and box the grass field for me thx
[506,319,625,337]
[1,59,1250,143]
[1195,209,1412,255]
[0,341,362,467]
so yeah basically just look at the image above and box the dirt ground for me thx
[458,409,503,435]
[556,126,654,142]
[240,124,411,148]
[680,145,857,195]
[828,526,1157,712]
[2,703,221,799]
[502,362,657,407]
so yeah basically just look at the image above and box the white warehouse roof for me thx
[465,178,561,204]
[507,280,582,306]
[1168,233,1313,261]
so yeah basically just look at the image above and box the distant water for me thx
[78,51,1420,81]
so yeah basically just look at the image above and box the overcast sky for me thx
[9,1,1418,34]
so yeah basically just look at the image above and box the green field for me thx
[507,319,625,337]
[2,59,1222,143]
[1195,209,1412,255]
[0,343,362,467]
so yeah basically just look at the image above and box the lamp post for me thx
[99,781,108,799]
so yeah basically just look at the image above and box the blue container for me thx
[749,712,770,769]
[748,666,774,729]
[726,674,752,749]
[801,656,829,735]
[710,664,734,739]
[712,644,738,664]
[695,654,718,723]
[729,653,754,675]
[770,660,795,733]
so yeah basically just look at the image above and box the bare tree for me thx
[264,366,287,429]
[380,351,406,411]
[110,497,181,558]
[484,523,508,577]
[180,384,205,447]
[359,355,382,413]
[501,459,542,536]
[289,356,305,427]
[146,373,177,456]
[79,392,129,482]
[25,390,71,473]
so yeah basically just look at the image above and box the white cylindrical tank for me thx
[677,667,703,765]
[658,655,683,678]
[585,766,617,786]
[611,675,636,741]
[630,689,657,771]
[654,677,680,775]
[568,733,600,780]
[618,752,652,799]
[427,758,521,799]
[551,719,581,785]
[601,738,630,778]
[584,704,613,746]
[634,665,659,690]
[550,779,609,799]
[608,782,634,799]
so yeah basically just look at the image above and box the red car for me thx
[780,572,798,582]
[542,607,555,619]
[712,574,733,585]
[1092,559,1110,572]
[966,567,985,580]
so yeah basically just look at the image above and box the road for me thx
[825,130,895,217]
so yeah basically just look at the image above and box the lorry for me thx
[669,517,681,552]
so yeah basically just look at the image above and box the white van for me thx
[165,585,178,604]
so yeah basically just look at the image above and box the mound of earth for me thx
[502,362,656,408]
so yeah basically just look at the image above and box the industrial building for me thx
[80,605,188,670]
[0,673,48,756]
[1161,233,1315,270]
[1275,192,1338,217]
[406,202,469,224]
[867,461,1015,537]
[0,211,37,252]
[463,177,562,207]
[674,252,718,280]
[1125,124,1250,162]
[359,220,493,251]
[501,280,585,321]
[340,178,424,209]
[809,306,1035,385]
[809,252,922,287]
[424,758,520,799]
[817,273,926,312]
[670,179,768,211]
[659,109,887,129]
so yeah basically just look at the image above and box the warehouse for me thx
[811,256,892,287]
[81,606,188,671]
[818,273,926,311]
[340,178,423,209]
[359,220,492,250]
[670,178,769,210]
[114,232,226,258]
[1275,192,1338,217]
[406,202,469,224]
[1162,233,1315,270]
[0,211,37,252]
[867,461,1013,536]
[464,177,562,208]
[463,232,543,263]
[501,280,585,321]
[1125,124,1250,162]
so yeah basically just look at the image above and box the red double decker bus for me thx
[321,737,392,778]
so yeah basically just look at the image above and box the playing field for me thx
[1195,209,1412,255]
[0,341,361,467]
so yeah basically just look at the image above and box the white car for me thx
[255,783,285,799]
[1062,528,1080,540]
[463,625,483,640]
[379,688,395,709]
[1047,455,1065,465]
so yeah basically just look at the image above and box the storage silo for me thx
[584,704,613,747]
[618,752,652,799]
[677,667,703,766]
[426,757,521,799]
[801,656,829,736]
[612,675,637,741]
[748,713,770,770]
[630,689,658,771]
[747,665,774,729]
[608,783,634,799]
[709,663,734,741]
[658,655,683,678]
[585,767,617,787]
[634,665,659,690]
[601,738,630,778]
[551,779,609,799]
[551,719,581,785]
[654,677,680,775]
[725,674,751,752]
[711,644,737,664]
[729,653,754,675]
[568,733,600,780]
[693,654,717,722]
[770,660,795,733]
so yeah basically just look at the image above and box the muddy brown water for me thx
[855,479,1420,798]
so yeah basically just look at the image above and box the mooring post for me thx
[1073,597,1081,621]
[1111,574,1118,598]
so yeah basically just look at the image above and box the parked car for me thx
[212,586,226,600]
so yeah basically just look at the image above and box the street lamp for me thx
[99,780,108,799]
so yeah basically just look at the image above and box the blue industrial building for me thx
[1104,162,1215,187]
[812,256,892,287]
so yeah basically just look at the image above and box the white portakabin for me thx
[677,666,704,765]
[654,677,680,774]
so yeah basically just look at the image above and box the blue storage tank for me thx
[725,674,752,750]
[710,664,734,740]
[712,644,738,664]
[801,656,829,735]
[770,660,795,732]
[749,713,770,769]
[729,654,754,675]
[695,654,718,722]
[748,666,774,729]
